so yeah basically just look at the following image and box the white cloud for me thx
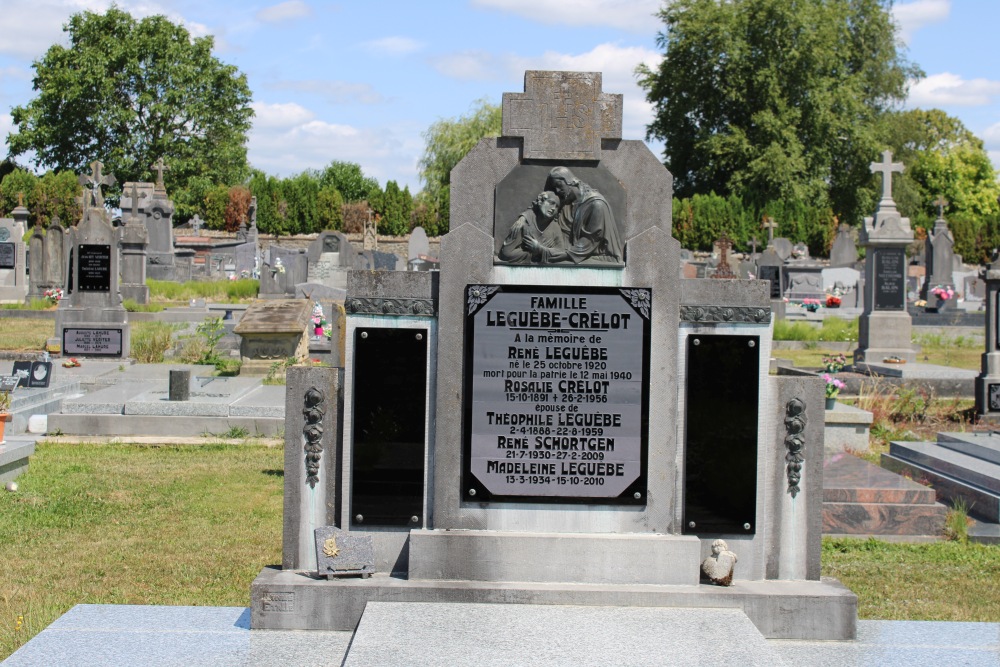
[247,113,421,187]
[267,80,386,105]
[363,37,424,56]
[908,72,1000,107]
[431,43,661,141]
[250,101,315,129]
[256,0,312,24]
[0,114,15,148]
[984,122,1000,149]
[893,0,950,43]
[472,0,661,34]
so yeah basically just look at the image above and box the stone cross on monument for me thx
[749,236,759,255]
[151,157,169,194]
[711,233,738,279]
[762,217,777,244]
[190,214,203,235]
[933,195,949,220]
[78,160,116,208]
[124,183,141,224]
[17,192,24,208]
[502,71,623,161]
[871,149,904,208]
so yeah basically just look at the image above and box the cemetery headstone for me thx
[408,227,430,271]
[260,246,308,299]
[921,197,956,311]
[0,198,29,304]
[253,70,849,641]
[710,234,738,279]
[770,237,793,262]
[976,255,1000,420]
[306,232,357,290]
[756,248,785,300]
[56,160,130,358]
[854,150,914,364]
[119,183,150,305]
[829,224,857,267]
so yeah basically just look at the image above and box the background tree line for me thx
[3,3,999,257]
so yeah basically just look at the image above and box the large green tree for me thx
[638,0,920,224]
[6,7,253,211]
[418,98,501,234]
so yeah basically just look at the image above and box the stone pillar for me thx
[921,214,955,312]
[975,257,1000,420]
[854,151,915,364]
[119,186,149,305]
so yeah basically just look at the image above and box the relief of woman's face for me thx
[538,193,560,220]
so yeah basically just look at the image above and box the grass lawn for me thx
[0,441,283,660]
[2,442,999,659]
[0,318,55,352]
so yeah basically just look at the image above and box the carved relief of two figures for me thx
[497,167,624,266]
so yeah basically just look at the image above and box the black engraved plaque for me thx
[350,327,427,527]
[683,334,759,534]
[77,244,111,292]
[990,384,1000,412]
[874,248,906,310]
[0,243,15,270]
[462,285,650,504]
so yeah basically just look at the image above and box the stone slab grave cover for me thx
[55,161,130,358]
[233,299,311,374]
[253,70,851,641]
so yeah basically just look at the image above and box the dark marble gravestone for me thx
[0,243,15,270]
[350,327,428,527]
[77,244,112,292]
[683,334,759,535]
[873,247,906,310]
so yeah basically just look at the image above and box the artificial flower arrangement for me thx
[825,294,841,308]
[822,373,846,399]
[43,287,63,305]
[311,302,332,339]
[931,285,955,301]
[822,353,847,373]
[271,257,285,275]
[801,298,821,312]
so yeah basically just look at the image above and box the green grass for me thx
[123,299,164,312]
[773,316,858,342]
[1,299,56,311]
[148,278,259,303]
[130,321,180,363]
[0,318,54,351]
[822,537,1000,621]
[0,441,283,660]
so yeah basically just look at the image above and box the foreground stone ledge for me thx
[250,566,857,640]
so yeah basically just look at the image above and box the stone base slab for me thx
[408,530,701,585]
[250,566,858,640]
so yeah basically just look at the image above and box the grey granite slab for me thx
[6,605,1000,667]
[124,377,262,417]
[854,362,977,379]
[2,605,353,667]
[60,382,156,414]
[344,602,787,667]
[229,385,286,418]
[938,432,1000,465]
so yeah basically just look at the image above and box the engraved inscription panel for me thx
[0,243,15,270]
[874,248,906,310]
[463,285,650,504]
[63,328,123,356]
[77,244,111,292]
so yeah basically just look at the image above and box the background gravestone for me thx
[55,161,130,358]
[855,151,914,364]
[0,202,29,304]
[829,224,857,267]
[920,203,955,310]
[119,184,149,305]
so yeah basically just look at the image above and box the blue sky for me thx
[0,0,997,194]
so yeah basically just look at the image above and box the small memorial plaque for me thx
[874,248,906,310]
[11,361,31,388]
[28,361,52,388]
[314,527,375,579]
[0,375,20,392]
[63,328,123,356]
[77,244,111,292]
[462,285,650,504]
[0,243,15,270]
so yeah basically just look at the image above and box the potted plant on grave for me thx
[822,373,845,410]
[825,293,841,308]
[930,285,955,309]
[0,389,12,442]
